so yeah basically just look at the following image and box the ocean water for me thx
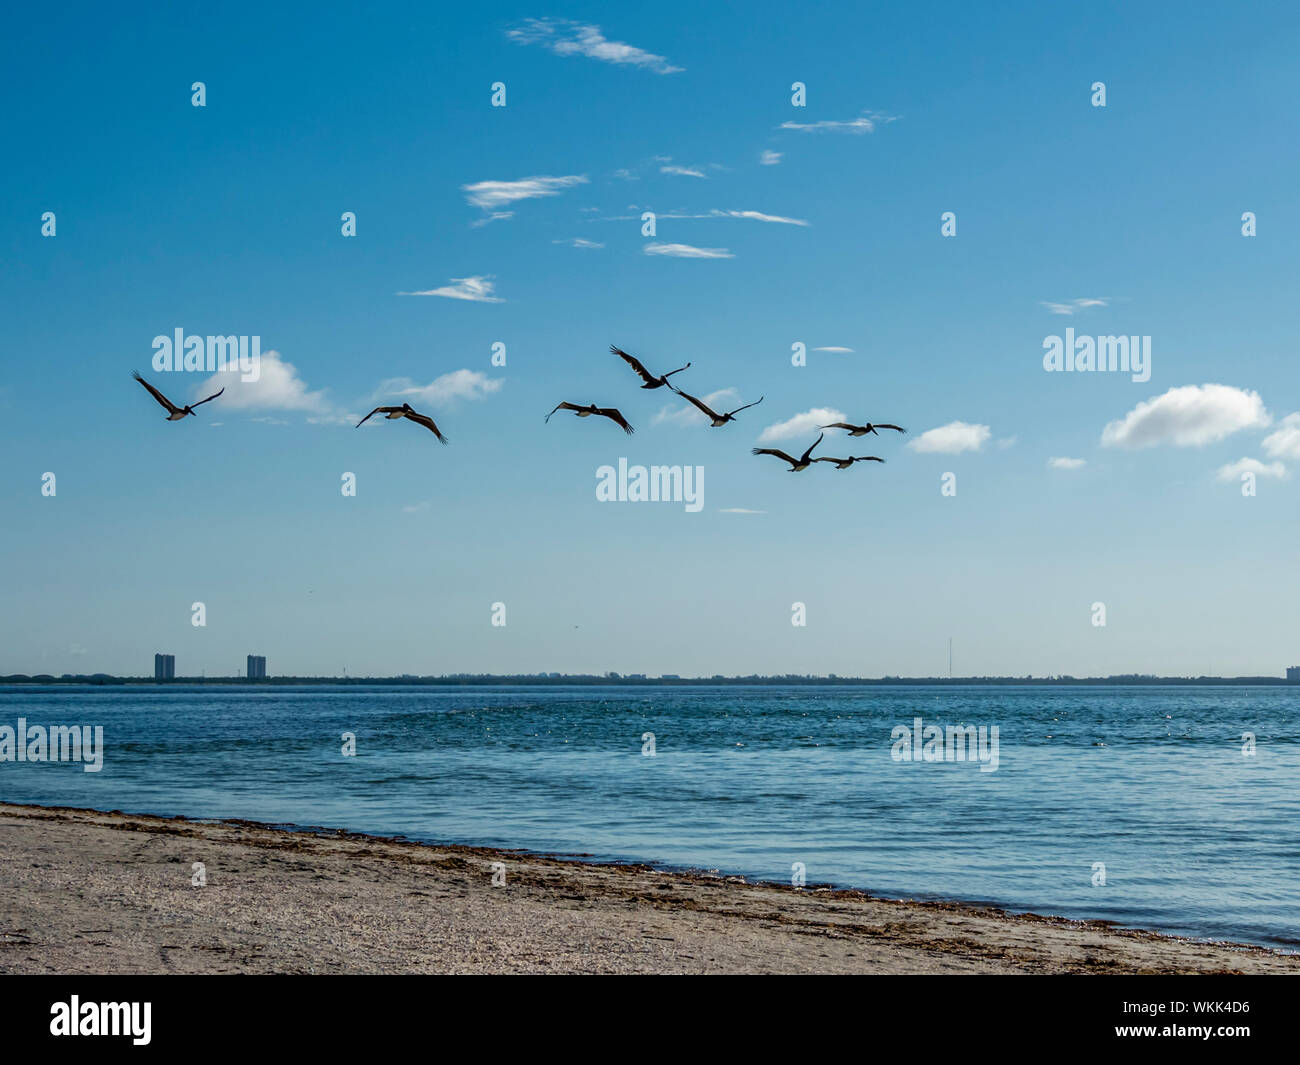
[1,683,1297,949]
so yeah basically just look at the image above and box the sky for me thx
[2,1,1298,678]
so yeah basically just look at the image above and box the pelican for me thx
[356,403,448,444]
[670,386,764,427]
[813,455,885,470]
[546,402,634,435]
[751,433,823,471]
[611,345,690,389]
[820,420,906,437]
[132,371,224,420]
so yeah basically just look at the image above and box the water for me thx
[2,683,1297,949]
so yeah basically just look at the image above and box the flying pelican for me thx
[546,402,634,435]
[751,433,823,471]
[670,386,764,427]
[813,455,885,470]
[611,345,690,389]
[356,403,448,444]
[820,420,906,437]
[132,371,224,420]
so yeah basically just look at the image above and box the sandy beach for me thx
[1,801,1295,975]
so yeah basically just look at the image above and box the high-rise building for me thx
[247,655,267,680]
[154,653,175,681]
[1287,666,1300,683]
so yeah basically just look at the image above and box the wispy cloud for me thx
[759,150,783,165]
[713,209,807,226]
[1048,456,1087,470]
[1101,384,1270,448]
[660,164,706,178]
[908,421,991,454]
[552,237,605,249]
[779,112,895,133]
[398,276,505,303]
[1261,412,1300,459]
[720,507,765,514]
[462,175,588,213]
[198,351,328,413]
[813,346,853,353]
[1216,457,1287,482]
[644,242,734,259]
[373,369,503,407]
[590,207,807,225]
[506,18,682,74]
[1041,298,1108,315]
[759,408,846,443]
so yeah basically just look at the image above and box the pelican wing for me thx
[596,407,634,435]
[799,433,825,464]
[752,447,798,464]
[405,410,448,444]
[853,456,886,463]
[356,406,399,428]
[813,457,848,464]
[610,345,656,385]
[546,401,584,423]
[189,386,225,409]
[671,386,721,421]
[727,395,764,417]
[132,371,182,414]
[820,422,859,431]
[874,424,907,433]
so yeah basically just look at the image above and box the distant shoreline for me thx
[4,674,1298,686]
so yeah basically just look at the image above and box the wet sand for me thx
[1,801,1295,975]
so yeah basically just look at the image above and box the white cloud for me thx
[644,242,734,259]
[779,112,894,133]
[908,421,991,454]
[713,209,808,226]
[1048,456,1086,470]
[653,388,738,427]
[197,350,328,412]
[1261,412,1300,459]
[373,369,503,407]
[759,150,783,165]
[758,408,846,443]
[462,175,587,212]
[506,18,682,74]
[553,237,605,249]
[1216,457,1288,482]
[720,507,765,514]
[398,276,505,302]
[660,165,706,178]
[1041,298,1108,315]
[813,346,853,353]
[1101,384,1270,448]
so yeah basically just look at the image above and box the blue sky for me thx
[2,1,1298,678]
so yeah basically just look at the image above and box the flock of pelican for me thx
[132,346,905,474]
[546,346,905,474]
